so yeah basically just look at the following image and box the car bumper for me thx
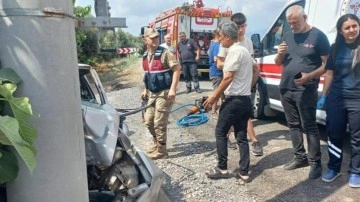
[134,147,168,202]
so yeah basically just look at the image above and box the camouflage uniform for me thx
[143,48,178,159]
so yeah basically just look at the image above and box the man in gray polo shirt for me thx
[203,21,255,182]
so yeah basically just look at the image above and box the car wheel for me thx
[251,79,267,119]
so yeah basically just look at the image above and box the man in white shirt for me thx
[217,13,262,156]
[160,34,176,54]
[203,21,255,182]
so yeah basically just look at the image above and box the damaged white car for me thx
[79,64,168,202]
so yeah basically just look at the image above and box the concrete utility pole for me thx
[81,0,127,53]
[0,1,88,201]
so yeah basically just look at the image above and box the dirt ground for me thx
[104,58,360,201]
[169,81,360,201]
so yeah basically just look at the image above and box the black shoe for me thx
[309,163,322,179]
[195,88,202,93]
[251,141,263,156]
[186,88,191,94]
[284,157,309,170]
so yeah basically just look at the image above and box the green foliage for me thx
[76,27,144,66]
[74,5,92,18]
[77,28,99,66]
[99,31,116,49]
[74,3,97,65]
[0,68,37,184]
[0,68,22,84]
[116,29,144,51]
[74,4,144,66]
[0,149,18,184]
[116,55,141,69]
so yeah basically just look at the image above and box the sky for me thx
[75,0,287,37]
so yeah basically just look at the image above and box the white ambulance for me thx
[250,0,360,125]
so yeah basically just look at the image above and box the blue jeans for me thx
[325,92,360,174]
[280,88,321,164]
[215,96,252,175]
[181,62,200,89]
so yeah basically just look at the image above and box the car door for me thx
[79,67,119,166]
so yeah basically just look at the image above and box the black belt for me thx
[225,95,250,99]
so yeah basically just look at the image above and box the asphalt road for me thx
[170,78,360,201]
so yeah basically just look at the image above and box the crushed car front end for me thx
[79,64,168,201]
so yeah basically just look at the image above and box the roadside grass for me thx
[94,55,142,90]
[96,55,140,82]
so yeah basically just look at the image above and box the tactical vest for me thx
[143,46,173,93]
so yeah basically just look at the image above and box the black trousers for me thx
[181,62,200,89]
[280,88,321,164]
[215,96,252,175]
[325,92,360,174]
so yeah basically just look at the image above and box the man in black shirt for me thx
[274,5,330,179]
[177,32,201,93]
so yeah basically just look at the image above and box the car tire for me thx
[251,78,267,119]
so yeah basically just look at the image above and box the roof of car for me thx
[78,63,91,70]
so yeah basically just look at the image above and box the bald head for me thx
[164,34,171,45]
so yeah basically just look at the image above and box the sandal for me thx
[234,172,250,183]
[238,174,250,183]
[205,167,231,179]
[233,168,250,182]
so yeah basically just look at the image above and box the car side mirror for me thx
[140,26,148,37]
[251,34,263,57]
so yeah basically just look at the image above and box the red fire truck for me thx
[143,1,232,76]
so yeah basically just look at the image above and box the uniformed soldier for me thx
[141,28,181,160]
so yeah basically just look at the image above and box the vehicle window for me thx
[81,73,102,104]
[190,32,213,56]
[263,2,305,55]
[264,13,288,54]
[159,28,167,44]
[80,80,92,101]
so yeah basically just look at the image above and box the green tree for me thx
[73,2,99,65]
[116,29,144,53]
[77,28,99,65]
[74,5,92,18]
[73,1,143,65]
[117,29,142,48]
[99,31,116,49]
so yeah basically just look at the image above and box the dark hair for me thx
[334,14,360,69]
[230,13,246,25]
